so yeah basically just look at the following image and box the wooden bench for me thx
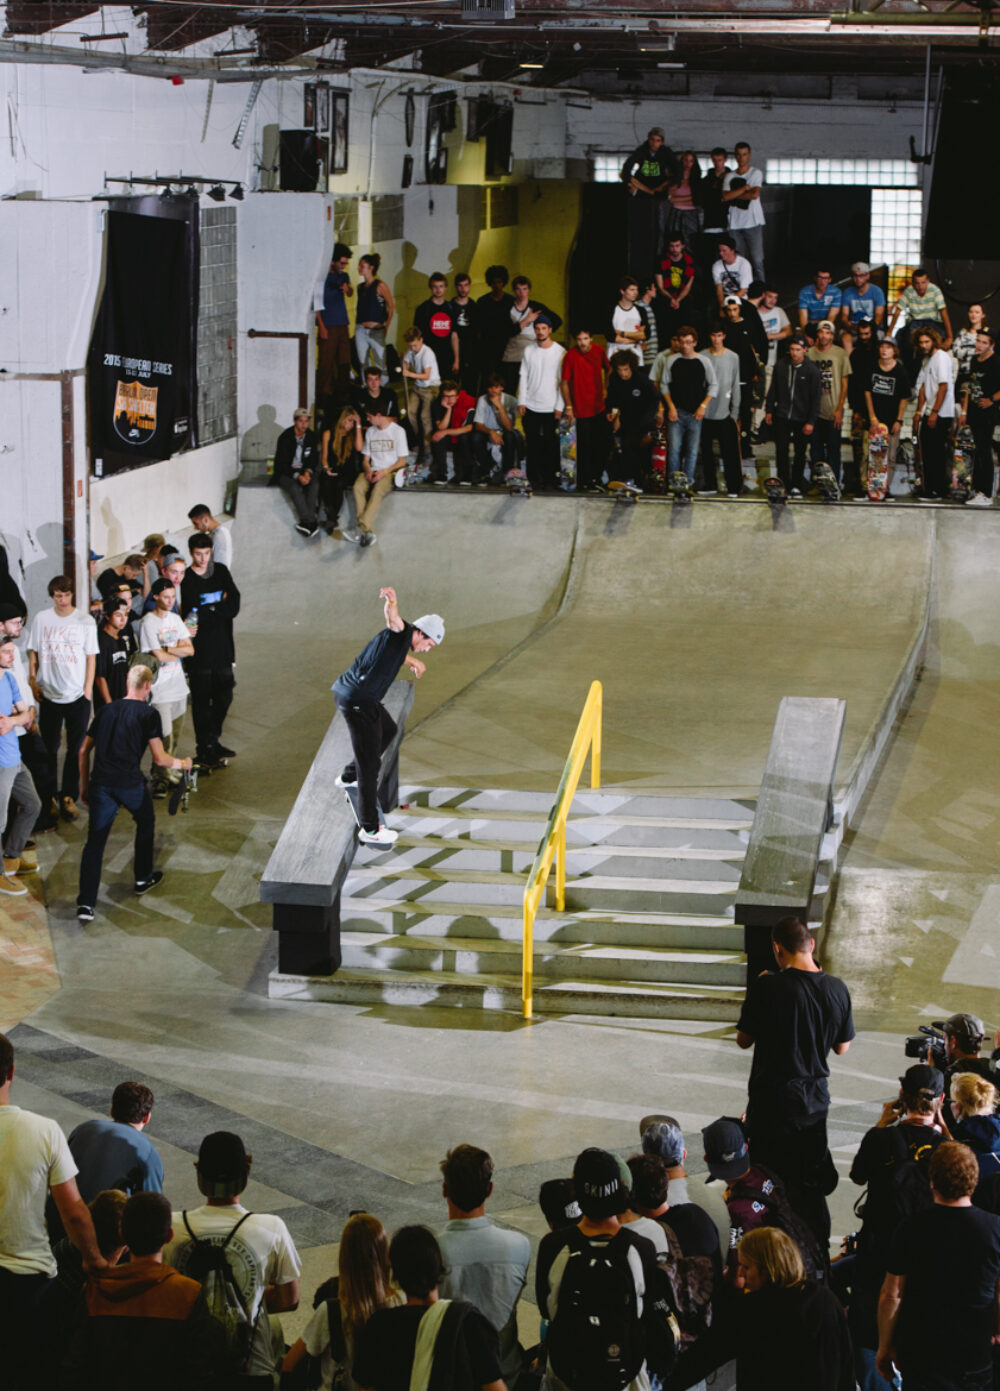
[261,681,415,976]
[735,696,846,981]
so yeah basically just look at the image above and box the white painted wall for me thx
[89,438,237,555]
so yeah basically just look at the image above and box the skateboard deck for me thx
[951,425,974,503]
[168,768,198,816]
[558,418,577,490]
[813,461,840,502]
[505,468,532,497]
[866,422,890,501]
[668,471,693,505]
[608,480,640,504]
[650,428,667,494]
[763,476,787,506]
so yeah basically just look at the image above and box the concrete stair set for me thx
[283,786,832,1019]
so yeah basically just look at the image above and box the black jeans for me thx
[773,419,812,491]
[278,473,319,527]
[575,415,609,489]
[473,428,523,481]
[430,432,475,483]
[78,780,155,906]
[38,693,90,803]
[748,1108,835,1250]
[319,470,343,527]
[336,699,398,832]
[0,1263,51,1390]
[522,409,559,489]
[701,416,743,494]
[970,407,998,496]
[188,667,235,760]
[920,415,953,497]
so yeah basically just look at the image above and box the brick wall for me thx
[198,205,238,445]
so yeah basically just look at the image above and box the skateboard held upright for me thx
[866,422,890,502]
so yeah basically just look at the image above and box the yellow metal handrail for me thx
[522,680,603,1020]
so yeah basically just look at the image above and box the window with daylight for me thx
[871,188,924,298]
[766,157,918,187]
[593,154,625,182]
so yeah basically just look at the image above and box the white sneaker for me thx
[335,773,357,788]
[625,480,644,494]
[341,529,361,544]
[967,492,992,507]
[358,825,399,846]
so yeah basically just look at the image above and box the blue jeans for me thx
[77,781,155,907]
[668,409,704,482]
[732,225,765,280]
[354,325,388,385]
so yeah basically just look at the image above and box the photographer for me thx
[934,1013,997,1094]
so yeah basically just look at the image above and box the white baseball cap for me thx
[414,614,445,645]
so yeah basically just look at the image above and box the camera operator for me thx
[848,1064,947,1391]
[933,1013,998,1097]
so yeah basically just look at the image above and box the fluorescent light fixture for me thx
[656,62,686,68]
[519,61,544,67]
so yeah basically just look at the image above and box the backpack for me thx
[546,1228,645,1391]
[182,1211,255,1371]
[657,1222,715,1349]
[727,1168,827,1281]
[855,1125,936,1248]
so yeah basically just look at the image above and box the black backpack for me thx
[856,1125,936,1247]
[727,1168,828,1281]
[657,1222,715,1349]
[546,1228,645,1391]
[181,1211,255,1371]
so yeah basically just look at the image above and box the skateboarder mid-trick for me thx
[332,587,444,846]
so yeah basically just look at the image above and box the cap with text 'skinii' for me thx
[413,614,445,645]
[572,1147,630,1218]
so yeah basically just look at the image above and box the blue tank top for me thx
[357,280,387,325]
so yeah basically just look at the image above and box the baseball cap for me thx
[790,333,810,347]
[534,312,553,328]
[573,1146,630,1218]
[639,1114,685,1167]
[851,261,871,274]
[293,406,311,420]
[817,319,835,331]
[702,1116,749,1183]
[151,577,176,596]
[90,549,104,562]
[723,295,742,308]
[900,1063,945,1096]
[413,613,445,645]
[933,1012,985,1041]
[648,126,666,138]
[0,603,22,623]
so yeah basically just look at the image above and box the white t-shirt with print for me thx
[724,166,765,229]
[138,609,190,704]
[364,422,409,470]
[405,344,441,388]
[27,608,100,704]
[758,304,790,367]
[712,256,753,297]
[165,1204,302,1376]
[0,1106,78,1276]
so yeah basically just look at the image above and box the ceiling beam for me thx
[4,2,99,36]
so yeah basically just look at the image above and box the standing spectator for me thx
[765,334,821,496]
[75,665,190,920]
[666,151,702,247]
[612,277,647,365]
[0,631,40,894]
[94,597,136,709]
[430,381,477,485]
[320,407,364,535]
[621,126,678,252]
[65,1082,164,1202]
[655,236,696,338]
[354,252,394,386]
[0,603,49,836]
[164,1131,302,1384]
[628,1151,723,1280]
[501,276,562,397]
[402,326,441,465]
[605,351,661,488]
[878,1143,1000,1391]
[864,337,911,498]
[888,267,953,376]
[137,580,192,798]
[473,374,523,483]
[476,265,515,381]
[0,543,26,620]
[700,325,744,495]
[313,242,353,405]
[722,298,765,464]
[722,141,766,279]
[139,534,166,608]
[451,272,481,397]
[914,327,956,500]
[798,269,842,339]
[28,574,98,824]
[841,262,886,330]
[415,273,460,383]
[652,327,718,487]
[698,148,731,275]
[736,916,854,1246]
[186,505,233,572]
[755,284,791,410]
[437,1144,531,1384]
[347,410,409,548]
[637,281,660,374]
[180,535,240,769]
[959,328,1000,507]
[270,408,321,539]
[807,320,852,485]
[562,329,610,491]
[518,315,566,491]
[844,317,879,497]
[713,237,753,310]
[952,302,988,393]
[352,364,399,430]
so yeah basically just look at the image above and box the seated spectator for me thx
[270,408,321,539]
[353,365,400,429]
[430,382,477,486]
[628,1151,723,1280]
[437,1143,531,1384]
[501,276,562,398]
[946,1073,1000,1176]
[345,407,409,548]
[94,598,137,708]
[402,327,441,465]
[536,1147,658,1391]
[282,1212,399,1390]
[640,1115,693,1207]
[840,262,886,330]
[139,534,166,606]
[321,407,364,535]
[655,236,696,336]
[605,351,661,490]
[734,1227,853,1391]
[163,1130,301,1383]
[187,504,233,572]
[473,374,524,483]
[538,1178,580,1231]
[61,1190,227,1391]
[353,1225,504,1391]
[797,269,842,339]
[561,330,610,491]
[96,554,144,606]
[42,1189,129,1379]
[888,268,953,377]
[712,237,752,310]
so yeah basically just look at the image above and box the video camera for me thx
[904,1024,947,1072]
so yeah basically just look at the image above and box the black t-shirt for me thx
[352,386,399,428]
[605,372,659,431]
[415,299,458,372]
[352,1302,501,1391]
[866,362,911,427]
[700,170,729,231]
[89,699,163,789]
[96,568,141,603]
[889,1205,1000,1376]
[966,354,1000,410]
[847,343,877,410]
[621,141,677,189]
[333,624,413,705]
[658,1202,724,1283]
[476,292,515,369]
[179,563,239,671]
[450,298,479,354]
[667,356,713,414]
[850,1121,944,1194]
[95,626,137,706]
[738,968,855,1121]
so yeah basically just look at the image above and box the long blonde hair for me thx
[738,1226,806,1290]
[330,408,361,468]
[338,1213,395,1338]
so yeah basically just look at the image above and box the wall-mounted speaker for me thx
[401,154,414,189]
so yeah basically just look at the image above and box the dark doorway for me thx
[777,186,871,284]
[568,184,630,340]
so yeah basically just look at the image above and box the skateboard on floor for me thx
[866,422,890,501]
[650,428,667,494]
[813,461,841,503]
[763,476,787,506]
[505,468,533,497]
[608,480,640,505]
[950,425,974,503]
[558,418,577,491]
[669,471,693,505]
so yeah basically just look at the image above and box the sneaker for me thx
[216,744,237,758]
[294,523,311,537]
[433,478,448,487]
[307,526,320,538]
[0,872,27,897]
[135,871,164,896]
[334,773,358,788]
[358,825,399,847]
[360,532,377,548]
[341,529,361,544]
[61,797,80,822]
[151,785,169,800]
[696,488,718,496]
[967,492,992,507]
[789,487,803,498]
[4,856,35,877]
[76,903,95,922]
[624,480,644,494]
[459,480,472,487]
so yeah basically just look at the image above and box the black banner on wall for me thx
[89,209,195,474]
